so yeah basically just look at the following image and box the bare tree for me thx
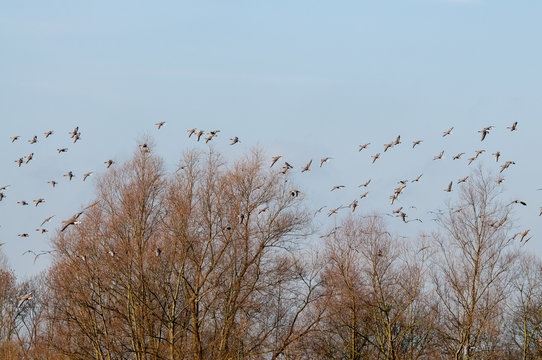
[431,170,519,359]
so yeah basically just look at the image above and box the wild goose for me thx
[350,200,359,212]
[492,152,501,162]
[44,130,54,138]
[40,215,55,227]
[47,180,57,187]
[104,160,114,168]
[500,161,515,173]
[453,152,465,160]
[358,143,370,152]
[57,148,68,153]
[444,181,453,192]
[442,127,453,137]
[17,293,33,307]
[383,142,394,152]
[270,156,281,168]
[196,130,204,141]
[507,122,518,131]
[69,127,79,138]
[28,136,38,144]
[83,172,93,181]
[14,158,23,167]
[360,192,368,199]
[17,201,28,206]
[61,211,84,232]
[509,200,527,206]
[331,185,345,192]
[474,149,485,158]
[33,198,45,207]
[18,233,29,238]
[433,151,444,160]
[412,174,423,183]
[412,140,423,148]
[467,157,477,165]
[290,190,300,197]
[155,121,166,129]
[458,176,469,184]
[24,153,34,164]
[0,193,4,201]
[10,136,20,143]
[371,153,380,164]
[64,171,74,181]
[393,135,401,146]
[301,160,312,173]
[320,157,332,167]
[35,228,48,234]
[359,179,371,187]
[0,185,9,190]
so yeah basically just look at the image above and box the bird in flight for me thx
[40,215,55,227]
[442,127,453,137]
[155,121,166,129]
[331,185,345,192]
[371,153,380,164]
[230,137,240,145]
[492,152,501,162]
[10,136,20,143]
[507,122,518,131]
[33,198,45,207]
[64,171,75,181]
[458,176,469,184]
[61,211,84,232]
[412,140,423,148]
[453,152,465,160]
[17,201,28,206]
[320,157,332,167]
[44,130,54,138]
[187,128,196,138]
[28,136,38,144]
[301,160,312,173]
[14,158,23,167]
[83,172,93,181]
[57,148,68,153]
[17,293,33,307]
[359,179,371,187]
[444,181,453,192]
[383,142,394,152]
[47,180,57,188]
[270,156,281,168]
[24,153,34,164]
[433,151,444,160]
[500,161,515,173]
[358,143,370,152]
[104,160,114,168]
[412,174,423,183]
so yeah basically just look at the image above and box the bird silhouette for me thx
[433,151,444,160]
[371,153,380,164]
[28,136,38,144]
[442,127,453,137]
[301,160,312,173]
[57,148,68,153]
[47,180,57,187]
[270,156,281,168]
[320,157,332,167]
[230,137,240,145]
[155,121,166,129]
[61,211,84,232]
[10,136,20,143]
[64,171,74,181]
[358,143,370,152]
[44,130,54,138]
[412,140,423,148]
[507,122,518,131]
[444,181,453,192]
[492,152,501,162]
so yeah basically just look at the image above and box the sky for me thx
[1,0,541,277]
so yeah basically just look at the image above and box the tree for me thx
[431,170,519,359]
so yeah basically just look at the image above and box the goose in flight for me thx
[301,160,312,173]
[500,161,515,173]
[69,127,79,138]
[290,190,300,197]
[83,172,93,181]
[10,136,20,143]
[0,193,4,201]
[33,198,45,207]
[0,185,10,191]
[331,185,345,192]
[196,130,204,141]
[383,142,394,152]
[18,233,29,238]
[258,206,268,214]
[14,158,23,167]
[270,156,281,168]
[44,130,54,138]
[237,214,245,224]
[40,215,55,227]
[359,179,371,187]
[393,135,401,146]
[17,293,33,307]
[28,136,38,144]
[453,152,465,160]
[514,229,530,243]
[72,132,81,143]
[64,171,74,181]
[358,143,370,152]
[467,157,477,165]
[442,127,454,137]
[61,211,84,232]
[328,207,341,217]
[35,228,48,234]
[24,153,34,164]
[492,152,501,162]
[187,128,196,137]
[371,153,380,164]
[507,122,518,131]
[104,160,114,168]
[478,127,493,141]
[496,177,505,184]
[155,121,166,129]
[57,148,68,153]
[412,174,423,183]
[17,201,28,206]
[458,176,469,184]
[229,137,240,145]
[509,200,527,206]
[444,181,453,192]
[433,151,444,160]
[350,200,359,212]
[474,149,485,158]
[360,192,368,199]
[47,180,57,187]
[320,157,332,167]
[412,140,423,148]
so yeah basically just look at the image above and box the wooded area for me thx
[1,146,540,359]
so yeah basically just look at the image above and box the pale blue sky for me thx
[1,1,541,277]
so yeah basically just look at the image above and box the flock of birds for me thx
[0,120,536,307]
